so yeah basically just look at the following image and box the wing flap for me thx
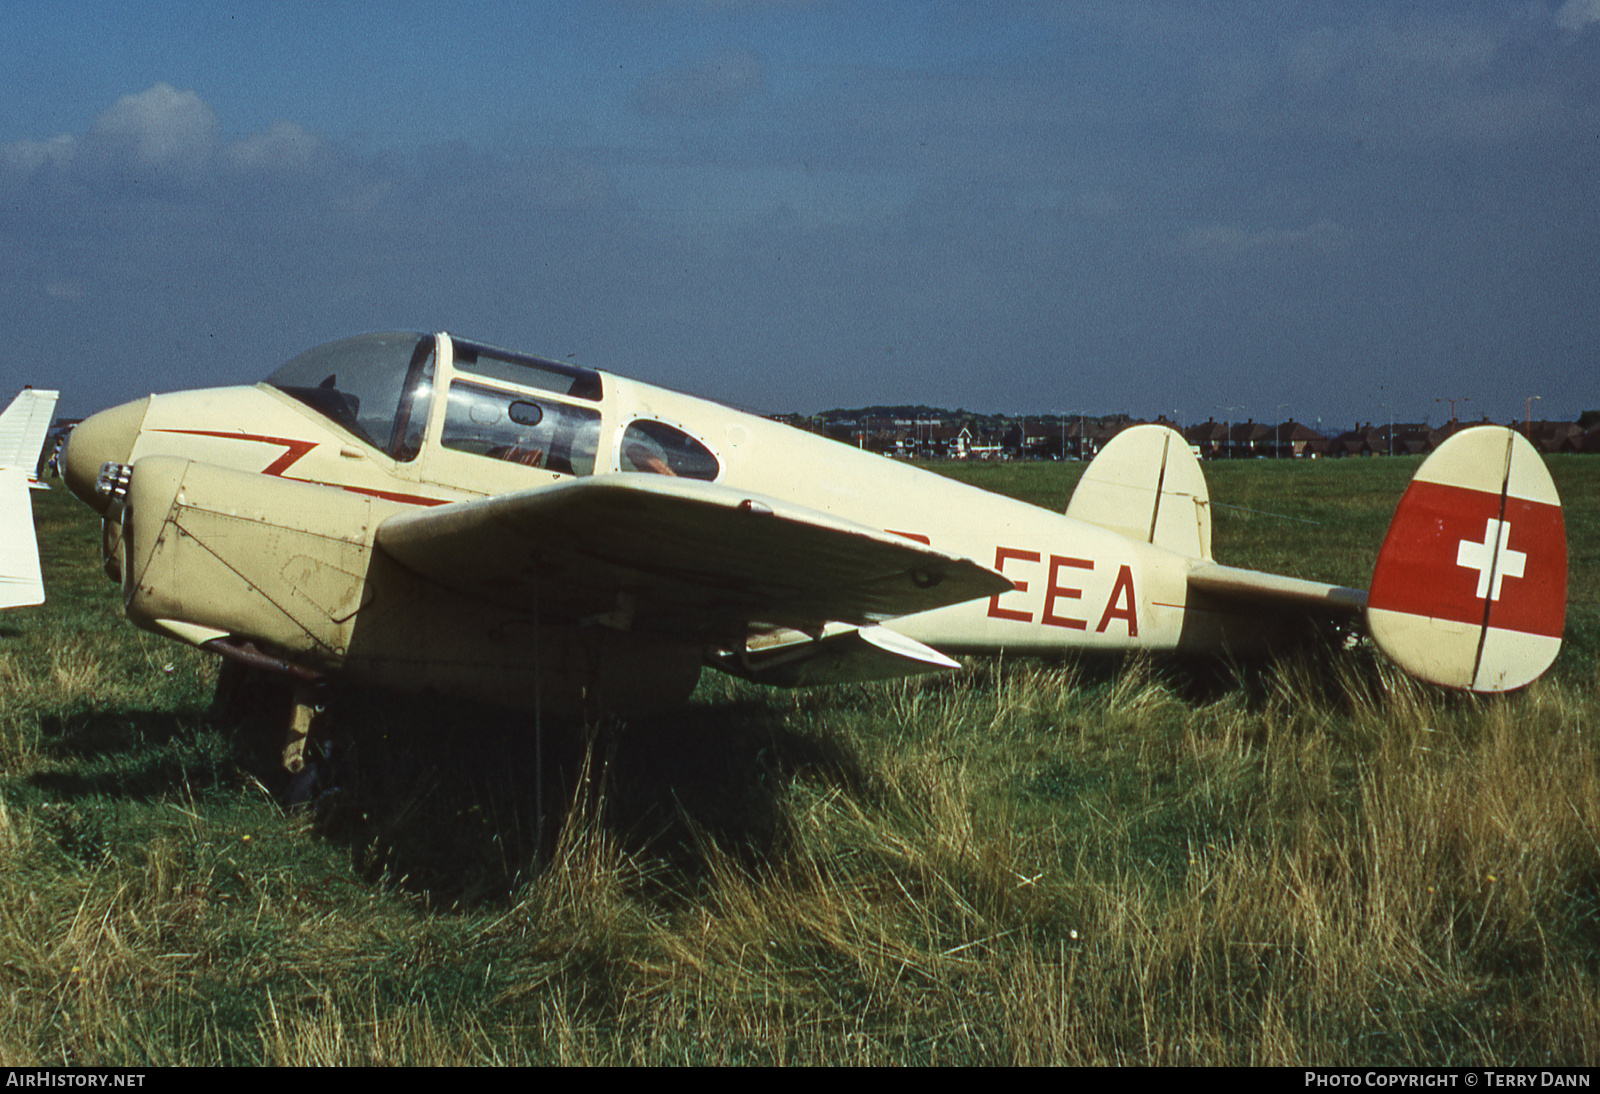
[375,475,1010,637]
[712,624,962,687]
[0,389,59,485]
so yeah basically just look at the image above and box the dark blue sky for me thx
[3,1,1596,429]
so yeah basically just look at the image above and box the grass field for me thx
[1,456,1597,1065]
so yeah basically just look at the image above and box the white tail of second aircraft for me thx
[0,468,44,608]
[0,387,60,486]
[0,389,55,608]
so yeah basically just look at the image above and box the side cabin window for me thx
[620,419,719,481]
[442,381,601,476]
[451,340,603,402]
[266,332,436,462]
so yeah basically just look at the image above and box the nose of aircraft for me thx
[63,396,150,512]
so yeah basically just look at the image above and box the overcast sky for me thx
[3,1,1596,429]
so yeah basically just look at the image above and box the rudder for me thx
[1367,426,1565,692]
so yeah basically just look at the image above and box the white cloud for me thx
[1197,12,1575,145]
[91,83,219,176]
[222,121,321,174]
[1555,0,1600,31]
[3,86,335,200]
[0,134,75,174]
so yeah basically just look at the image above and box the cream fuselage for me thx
[67,332,1200,713]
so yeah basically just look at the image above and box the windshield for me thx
[266,332,436,461]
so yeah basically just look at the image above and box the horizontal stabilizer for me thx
[377,475,1012,638]
[1188,562,1366,615]
[713,624,961,687]
[1067,425,1212,560]
[1367,427,1565,692]
[0,468,45,609]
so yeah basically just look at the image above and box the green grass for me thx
[2,461,1599,1065]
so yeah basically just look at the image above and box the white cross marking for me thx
[1456,518,1526,601]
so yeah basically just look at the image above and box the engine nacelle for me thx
[113,457,700,716]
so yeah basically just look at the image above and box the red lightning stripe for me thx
[154,429,320,475]
[339,484,451,506]
[151,429,449,507]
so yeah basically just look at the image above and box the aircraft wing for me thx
[375,475,1012,640]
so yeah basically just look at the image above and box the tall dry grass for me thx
[3,641,1599,1065]
[4,469,1599,1064]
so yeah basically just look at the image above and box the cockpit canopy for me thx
[266,331,720,483]
[267,332,437,461]
[266,332,605,465]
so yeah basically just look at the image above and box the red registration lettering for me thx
[987,547,1040,622]
[1041,555,1093,630]
[1096,564,1138,636]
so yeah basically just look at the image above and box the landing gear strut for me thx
[283,680,323,775]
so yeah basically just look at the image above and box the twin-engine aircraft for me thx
[54,331,1566,768]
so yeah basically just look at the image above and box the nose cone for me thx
[63,396,149,512]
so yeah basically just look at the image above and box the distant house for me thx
[1516,419,1585,454]
[1326,423,1383,457]
[1275,420,1328,458]
[1184,419,1229,459]
[1225,419,1274,457]
[1583,423,1600,455]
[779,405,1599,463]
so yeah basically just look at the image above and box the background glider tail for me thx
[1367,426,1566,693]
[0,388,61,486]
[1066,424,1213,561]
[0,467,45,609]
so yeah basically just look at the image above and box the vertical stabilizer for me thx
[0,468,44,608]
[1066,424,1212,560]
[1367,426,1565,692]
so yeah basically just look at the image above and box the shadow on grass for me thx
[27,705,238,801]
[232,681,876,911]
[20,675,875,910]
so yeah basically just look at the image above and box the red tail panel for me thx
[1366,427,1566,693]
[1369,479,1566,639]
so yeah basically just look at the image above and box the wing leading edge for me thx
[375,475,1012,641]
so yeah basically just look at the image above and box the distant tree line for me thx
[771,407,1600,460]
